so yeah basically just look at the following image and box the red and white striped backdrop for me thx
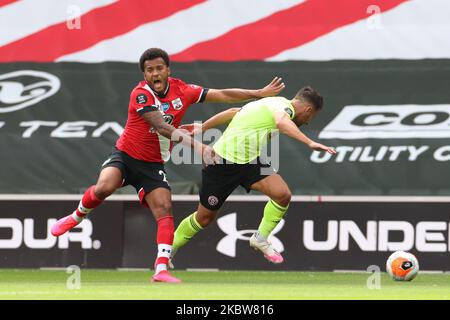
[0,0,449,62]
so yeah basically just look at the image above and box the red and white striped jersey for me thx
[116,77,205,163]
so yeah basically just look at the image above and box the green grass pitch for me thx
[0,269,449,300]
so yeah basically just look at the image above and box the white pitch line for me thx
[2,194,450,203]
[186,268,220,272]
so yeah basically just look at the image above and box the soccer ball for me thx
[386,251,419,281]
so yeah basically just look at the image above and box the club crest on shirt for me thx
[136,94,147,104]
[172,98,183,110]
[161,103,170,112]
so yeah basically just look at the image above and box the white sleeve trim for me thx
[195,88,204,103]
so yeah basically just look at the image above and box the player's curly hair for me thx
[139,48,170,71]
[295,86,323,110]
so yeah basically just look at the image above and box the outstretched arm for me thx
[274,111,336,154]
[204,77,285,103]
[202,107,240,131]
[180,107,240,135]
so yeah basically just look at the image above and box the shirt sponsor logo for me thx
[161,102,170,112]
[0,70,61,113]
[319,105,450,139]
[172,98,183,110]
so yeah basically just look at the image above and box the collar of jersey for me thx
[287,100,296,119]
[151,82,170,99]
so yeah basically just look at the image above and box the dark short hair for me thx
[295,86,323,110]
[139,48,170,72]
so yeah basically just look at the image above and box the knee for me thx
[274,189,291,208]
[152,200,172,216]
[94,182,116,200]
[196,211,216,228]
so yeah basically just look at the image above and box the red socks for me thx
[72,186,103,222]
[155,216,174,268]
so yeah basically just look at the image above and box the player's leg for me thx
[51,166,123,236]
[172,203,218,259]
[248,174,291,264]
[250,173,291,238]
[144,187,181,283]
[172,163,239,264]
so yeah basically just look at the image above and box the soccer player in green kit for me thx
[173,86,336,264]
